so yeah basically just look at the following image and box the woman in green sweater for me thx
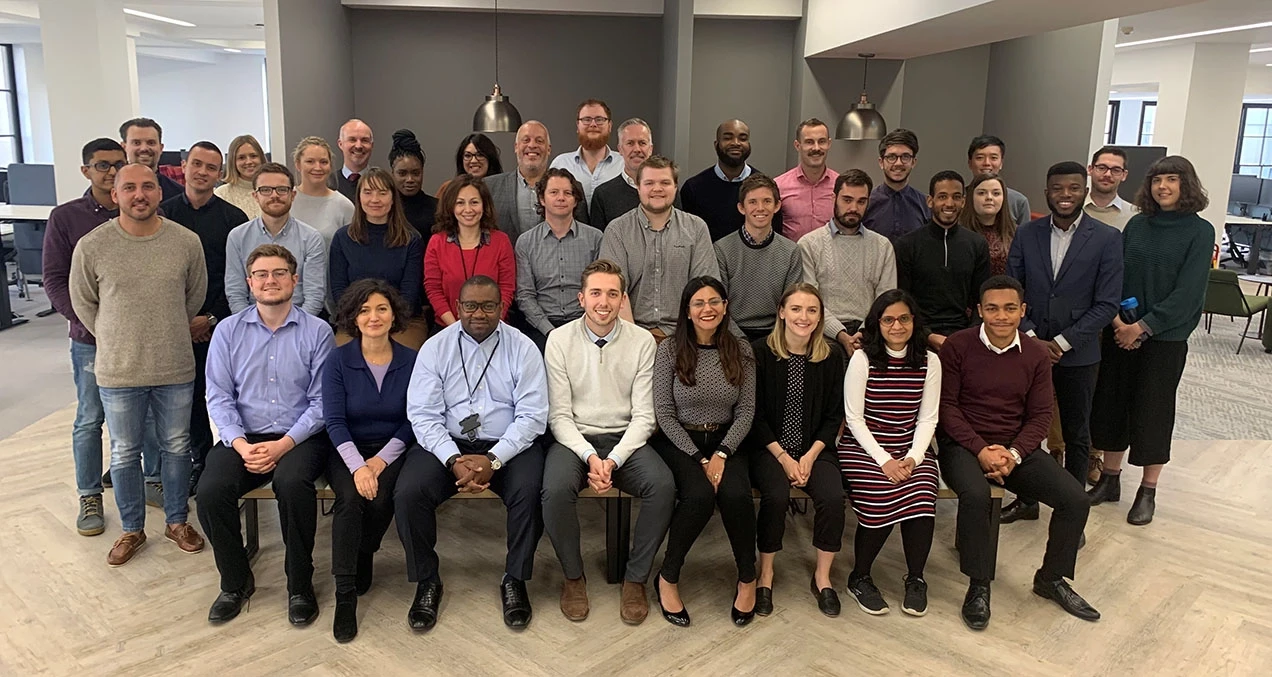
[1088,156,1214,526]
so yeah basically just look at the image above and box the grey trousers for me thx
[541,433,675,583]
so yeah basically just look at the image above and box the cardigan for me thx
[328,224,425,314]
[322,338,417,472]
[747,337,844,454]
[423,229,516,321]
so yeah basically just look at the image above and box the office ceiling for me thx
[1117,0,1272,66]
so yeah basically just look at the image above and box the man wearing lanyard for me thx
[397,276,549,631]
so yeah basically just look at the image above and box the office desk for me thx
[1226,216,1272,275]
[1,204,54,331]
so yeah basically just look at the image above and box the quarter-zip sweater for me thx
[895,220,991,335]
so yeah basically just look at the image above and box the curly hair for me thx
[334,278,408,338]
[433,174,499,235]
[534,168,586,219]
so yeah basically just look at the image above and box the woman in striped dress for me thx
[838,289,941,617]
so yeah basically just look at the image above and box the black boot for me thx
[355,551,374,596]
[1086,472,1121,505]
[1127,486,1156,526]
[333,592,358,643]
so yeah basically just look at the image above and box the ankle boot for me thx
[1086,473,1121,505]
[1127,486,1156,526]
[333,591,358,643]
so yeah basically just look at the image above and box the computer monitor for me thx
[1230,174,1262,205]
[1259,178,1272,207]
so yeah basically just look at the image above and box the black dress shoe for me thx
[501,577,533,629]
[208,574,255,624]
[408,581,443,631]
[1032,572,1100,621]
[288,590,319,627]
[102,470,113,489]
[1127,486,1155,526]
[1078,531,1087,550]
[731,583,756,626]
[655,576,690,627]
[755,587,774,616]
[961,583,991,630]
[333,592,358,643]
[1087,473,1121,505]
[1000,499,1040,524]
[356,551,374,596]
[809,577,840,617]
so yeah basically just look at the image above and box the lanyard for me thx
[458,332,500,400]
[460,242,482,281]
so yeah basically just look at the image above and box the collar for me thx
[542,219,577,239]
[342,166,364,180]
[925,219,960,237]
[879,182,913,197]
[795,164,835,185]
[569,147,616,164]
[978,324,1021,354]
[621,170,638,188]
[1049,213,1081,236]
[713,163,753,183]
[740,226,775,247]
[637,207,678,232]
[828,221,863,237]
[80,190,119,215]
[180,191,219,211]
[458,321,504,347]
[257,215,295,237]
[243,304,303,329]
[1084,193,1130,212]
[446,229,493,245]
[583,319,618,344]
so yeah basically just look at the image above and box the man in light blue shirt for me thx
[396,275,549,632]
[550,98,623,204]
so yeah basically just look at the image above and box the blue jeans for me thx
[99,382,194,532]
[69,341,161,496]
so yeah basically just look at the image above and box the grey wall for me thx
[276,0,354,161]
[689,17,796,177]
[349,10,663,194]
[792,55,904,187]
[898,45,990,193]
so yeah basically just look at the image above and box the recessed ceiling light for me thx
[124,8,196,27]
[1117,21,1272,48]
[1252,47,1272,54]
[223,48,242,53]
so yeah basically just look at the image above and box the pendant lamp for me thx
[835,53,887,141]
[473,0,522,133]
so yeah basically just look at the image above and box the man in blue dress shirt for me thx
[397,276,549,631]
[196,243,335,627]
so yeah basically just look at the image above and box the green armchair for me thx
[1203,269,1270,354]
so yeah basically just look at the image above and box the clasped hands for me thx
[881,457,917,484]
[586,455,619,493]
[352,456,389,500]
[452,454,496,493]
[977,444,1017,484]
[233,436,295,475]
[777,450,817,488]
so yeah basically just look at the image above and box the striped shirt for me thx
[514,220,604,335]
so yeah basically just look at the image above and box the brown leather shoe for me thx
[620,581,648,625]
[165,523,205,553]
[1087,452,1104,486]
[560,577,589,621]
[107,531,147,566]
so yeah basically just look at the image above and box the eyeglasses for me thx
[879,314,914,327]
[86,160,127,172]
[689,298,725,310]
[459,300,500,314]
[249,269,292,280]
[882,153,915,165]
[462,152,487,162]
[578,116,610,126]
[1091,164,1126,177]
[254,186,292,196]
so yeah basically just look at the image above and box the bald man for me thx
[680,119,778,242]
[330,119,374,201]
[486,120,589,247]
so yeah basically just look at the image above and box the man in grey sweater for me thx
[70,163,209,567]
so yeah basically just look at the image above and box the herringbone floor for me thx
[1,403,1270,676]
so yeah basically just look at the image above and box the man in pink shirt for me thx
[775,118,839,241]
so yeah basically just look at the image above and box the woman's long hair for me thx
[433,174,499,236]
[349,167,415,248]
[672,276,746,387]
[861,289,929,370]
[224,134,266,185]
[765,282,831,363]
[959,172,1016,251]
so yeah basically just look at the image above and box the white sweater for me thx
[545,317,657,467]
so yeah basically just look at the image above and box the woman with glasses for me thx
[650,277,757,627]
[424,174,514,327]
[328,168,427,349]
[959,173,1017,276]
[435,133,504,200]
[215,134,266,219]
[290,136,356,250]
[837,289,940,618]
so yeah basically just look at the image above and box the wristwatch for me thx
[714,450,729,460]
[445,454,461,470]
[205,313,218,327]
[1007,447,1022,464]
[485,452,503,471]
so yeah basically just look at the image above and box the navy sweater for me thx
[322,338,417,448]
[328,223,424,314]
[680,166,782,242]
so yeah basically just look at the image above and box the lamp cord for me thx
[861,56,869,95]
[493,0,500,85]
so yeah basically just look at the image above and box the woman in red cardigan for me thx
[424,174,515,326]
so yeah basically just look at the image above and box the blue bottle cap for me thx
[1120,297,1138,310]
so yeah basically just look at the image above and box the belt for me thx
[683,421,732,433]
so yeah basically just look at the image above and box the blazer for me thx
[747,338,845,454]
[484,170,590,248]
[1007,213,1123,367]
[322,337,417,449]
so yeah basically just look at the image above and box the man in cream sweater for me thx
[541,259,674,625]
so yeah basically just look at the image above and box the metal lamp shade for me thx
[836,100,887,141]
[473,86,522,133]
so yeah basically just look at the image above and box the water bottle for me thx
[1118,297,1139,325]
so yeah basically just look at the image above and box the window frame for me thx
[1138,101,1157,146]
[1234,103,1272,179]
[0,44,24,165]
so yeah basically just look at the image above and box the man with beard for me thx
[797,169,896,355]
[551,99,623,204]
[590,118,681,229]
[862,129,930,242]
[486,120,588,246]
[775,118,838,241]
[161,142,249,493]
[331,119,374,202]
[119,118,184,201]
[197,243,335,625]
[1000,162,1122,525]
[968,135,1032,226]
[1084,146,1137,231]
[681,119,777,242]
[70,163,208,567]
[895,171,991,352]
[225,163,327,316]
[599,155,721,340]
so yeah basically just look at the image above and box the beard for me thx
[715,143,751,169]
[578,130,609,152]
[257,290,294,307]
[834,209,861,230]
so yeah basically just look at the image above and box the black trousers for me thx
[189,340,214,470]
[1090,336,1189,466]
[652,430,757,583]
[394,439,545,584]
[750,448,845,553]
[938,441,1088,581]
[196,434,329,594]
[1022,362,1099,506]
[328,441,405,593]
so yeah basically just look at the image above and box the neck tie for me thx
[349,172,360,184]
[595,339,607,348]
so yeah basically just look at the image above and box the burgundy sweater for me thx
[938,326,1053,456]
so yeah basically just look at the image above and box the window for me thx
[0,44,23,166]
[1235,104,1272,179]
[1138,102,1156,146]
[1105,100,1120,144]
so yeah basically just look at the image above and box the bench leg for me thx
[988,494,1002,580]
[243,499,260,562]
[605,496,632,585]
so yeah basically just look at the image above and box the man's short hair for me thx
[929,170,966,195]
[245,243,297,275]
[580,259,627,295]
[535,168,587,218]
[738,173,780,204]
[1090,146,1128,166]
[1047,161,1088,181]
[795,118,828,140]
[878,128,919,157]
[636,155,678,185]
[617,117,651,137]
[834,168,873,196]
[188,140,222,157]
[576,98,612,120]
[82,138,124,165]
[119,117,162,142]
[459,274,501,298]
[253,162,295,189]
[979,274,1024,303]
[967,135,1006,159]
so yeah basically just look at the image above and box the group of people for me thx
[43,100,1216,643]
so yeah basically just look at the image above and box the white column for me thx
[263,0,288,164]
[1087,19,1119,157]
[37,0,139,202]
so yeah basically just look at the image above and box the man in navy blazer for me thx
[1003,161,1122,522]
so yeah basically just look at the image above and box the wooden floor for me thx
[2,405,1270,676]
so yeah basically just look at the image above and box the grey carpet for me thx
[1176,311,1272,440]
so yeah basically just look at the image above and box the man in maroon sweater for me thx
[938,275,1098,630]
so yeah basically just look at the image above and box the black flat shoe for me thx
[288,590,319,627]
[755,587,774,616]
[810,577,840,617]
[208,574,255,624]
[1000,499,1040,524]
[333,593,358,643]
[501,577,533,629]
[1087,473,1121,505]
[1032,571,1100,621]
[655,576,690,627]
[356,551,374,596]
[961,583,991,631]
[731,582,756,626]
[1127,486,1155,526]
[408,580,443,631]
